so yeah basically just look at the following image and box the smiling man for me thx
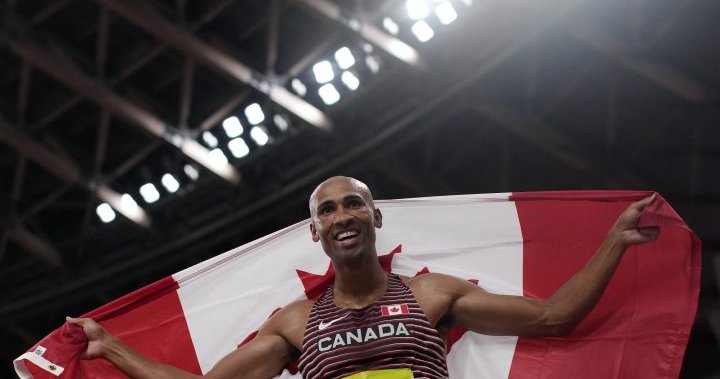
[67,176,659,379]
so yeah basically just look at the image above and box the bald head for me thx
[309,176,375,217]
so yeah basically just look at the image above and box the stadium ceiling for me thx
[0,0,718,377]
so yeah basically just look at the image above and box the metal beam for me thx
[198,90,250,132]
[298,0,423,68]
[0,115,151,228]
[571,24,706,101]
[6,227,62,266]
[99,0,332,131]
[10,38,241,184]
[31,0,240,131]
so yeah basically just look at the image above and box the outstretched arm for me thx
[66,305,299,379]
[435,195,659,336]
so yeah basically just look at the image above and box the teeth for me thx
[337,231,358,240]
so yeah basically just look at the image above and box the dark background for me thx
[0,0,718,377]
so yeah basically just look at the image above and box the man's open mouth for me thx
[336,230,359,241]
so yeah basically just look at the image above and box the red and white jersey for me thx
[299,274,448,379]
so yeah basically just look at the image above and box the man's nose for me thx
[332,206,354,226]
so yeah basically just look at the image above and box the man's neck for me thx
[332,255,387,309]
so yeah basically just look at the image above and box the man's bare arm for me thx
[67,300,307,379]
[430,195,659,337]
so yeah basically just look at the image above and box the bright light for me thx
[435,1,458,25]
[461,0,473,6]
[96,203,116,223]
[161,173,180,193]
[273,114,289,132]
[363,43,373,53]
[139,183,161,204]
[406,0,430,20]
[291,78,307,96]
[411,20,435,42]
[313,61,335,84]
[184,164,199,181]
[222,116,243,138]
[228,138,250,158]
[382,17,400,35]
[202,131,218,148]
[208,148,228,165]
[244,103,265,125]
[318,83,341,105]
[365,55,380,73]
[121,193,139,209]
[341,71,360,91]
[334,47,356,70]
[250,126,270,146]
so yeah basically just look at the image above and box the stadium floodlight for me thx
[411,20,435,42]
[121,194,139,209]
[184,164,199,181]
[228,137,250,158]
[341,71,360,91]
[139,183,161,204]
[291,78,307,96]
[161,173,180,193]
[222,116,243,138]
[318,83,341,105]
[208,148,229,165]
[202,131,218,148]
[96,203,116,223]
[244,103,265,125]
[406,0,430,20]
[250,126,270,147]
[365,56,380,73]
[334,47,356,70]
[435,1,458,25]
[273,114,289,132]
[313,60,335,84]
[383,17,400,35]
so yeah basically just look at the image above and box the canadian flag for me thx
[14,191,699,379]
[381,304,410,316]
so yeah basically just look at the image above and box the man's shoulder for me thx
[271,298,314,324]
[261,298,314,350]
[405,271,478,299]
[404,271,461,288]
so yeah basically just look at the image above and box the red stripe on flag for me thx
[85,276,202,377]
[508,191,699,379]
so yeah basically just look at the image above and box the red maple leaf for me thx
[296,244,403,300]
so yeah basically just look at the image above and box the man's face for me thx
[309,178,382,264]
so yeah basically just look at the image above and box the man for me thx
[68,176,659,379]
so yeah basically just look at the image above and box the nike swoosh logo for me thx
[318,313,349,330]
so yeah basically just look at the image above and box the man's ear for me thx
[374,208,383,228]
[310,222,319,242]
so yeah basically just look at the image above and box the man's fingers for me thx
[65,316,88,325]
[632,193,656,211]
[639,226,660,240]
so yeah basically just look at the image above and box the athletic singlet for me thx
[297,274,449,379]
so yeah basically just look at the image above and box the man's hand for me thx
[610,195,660,248]
[65,316,111,360]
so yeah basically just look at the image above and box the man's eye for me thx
[319,207,333,215]
[348,200,361,207]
